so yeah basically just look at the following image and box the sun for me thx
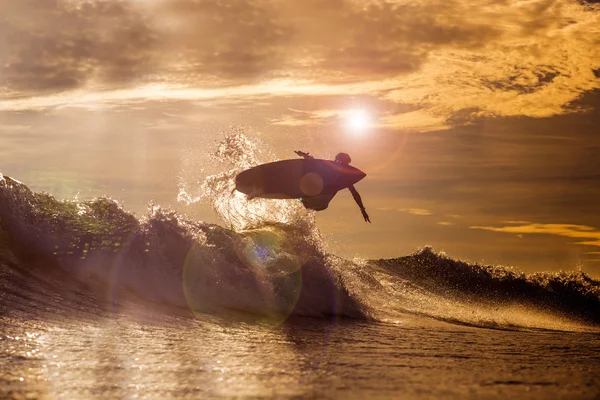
[346,109,371,132]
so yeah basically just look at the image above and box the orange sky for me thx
[1,0,600,275]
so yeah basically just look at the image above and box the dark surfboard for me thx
[235,159,366,199]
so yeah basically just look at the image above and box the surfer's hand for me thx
[361,208,371,223]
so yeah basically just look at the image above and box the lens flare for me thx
[234,228,302,277]
[182,226,304,327]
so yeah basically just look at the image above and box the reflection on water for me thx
[2,311,599,399]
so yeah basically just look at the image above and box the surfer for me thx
[294,151,371,223]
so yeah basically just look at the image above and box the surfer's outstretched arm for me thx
[294,150,314,159]
[348,185,371,223]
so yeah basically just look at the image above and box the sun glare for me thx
[346,109,371,133]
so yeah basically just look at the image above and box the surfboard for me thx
[235,159,366,199]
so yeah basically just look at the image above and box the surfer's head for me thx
[334,152,352,164]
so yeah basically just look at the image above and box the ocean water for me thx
[1,133,599,399]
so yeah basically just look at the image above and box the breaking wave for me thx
[1,128,599,331]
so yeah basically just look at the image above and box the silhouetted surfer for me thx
[295,151,371,223]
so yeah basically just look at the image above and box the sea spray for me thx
[178,125,315,232]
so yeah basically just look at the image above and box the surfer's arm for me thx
[294,150,314,159]
[348,185,371,223]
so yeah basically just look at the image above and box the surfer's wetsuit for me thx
[295,151,371,222]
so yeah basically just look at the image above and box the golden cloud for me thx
[402,208,433,216]
[1,0,599,132]
[376,207,432,216]
[471,223,600,247]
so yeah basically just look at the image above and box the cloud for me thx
[382,1,600,122]
[0,0,156,96]
[1,0,500,94]
[151,0,291,82]
[0,78,397,111]
[471,222,600,247]
[405,208,433,216]
[1,0,599,132]
[270,108,346,126]
[270,107,378,128]
[437,221,453,226]
[379,110,449,132]
[376,207,432,216]
[579,240,600,247]
[0,124,32,132]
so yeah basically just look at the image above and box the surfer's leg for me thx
[300,194,335,211]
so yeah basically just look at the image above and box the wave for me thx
[0,174,364,324]
[369,248,600,329]
[1,129,599,331]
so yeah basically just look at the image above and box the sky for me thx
[1,0,600,275]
